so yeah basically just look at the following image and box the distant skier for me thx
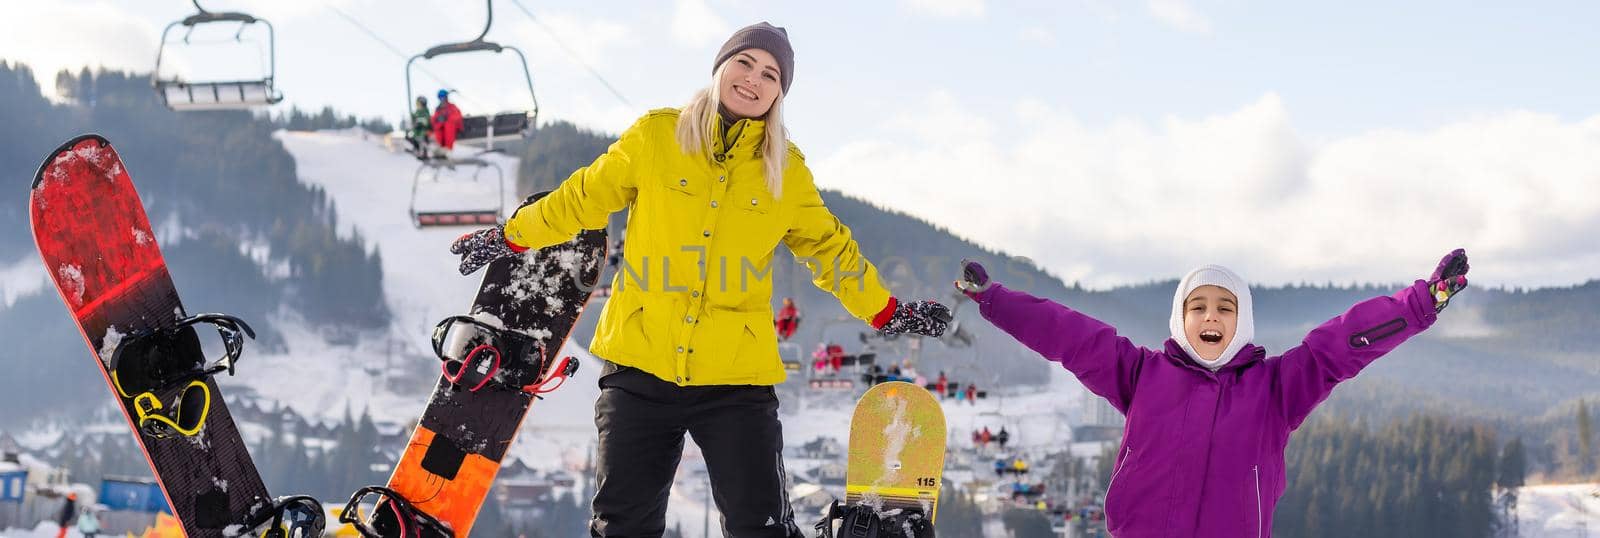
[775,297,800,340]
[997,426,1011,449]
[955,249,1471,537]
[76,504,101,538]
[963,383,977,404]
[827,343,845,373]
[54,492,76,538]
[405,95,433,158]
[430,89,463,154]
[935,371,948,399]
[447,22,952,537]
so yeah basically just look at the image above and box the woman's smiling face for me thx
[718,48,782,119]
[1183,285,1238,361]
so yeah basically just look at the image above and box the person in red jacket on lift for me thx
[431,89,463,156]
[775,297,800,341]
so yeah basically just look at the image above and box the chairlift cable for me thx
[507,0,633,108]
[325,4,482,109]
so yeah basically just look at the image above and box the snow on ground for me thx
[0,522,80,538]
[1517,483,1600,538]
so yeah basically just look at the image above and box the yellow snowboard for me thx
[844,381,947,522]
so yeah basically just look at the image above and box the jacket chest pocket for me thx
[719,185,780,242]
[665,176,706,199]
[728,186,773,215]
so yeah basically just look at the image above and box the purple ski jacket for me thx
[971,280,1439,537]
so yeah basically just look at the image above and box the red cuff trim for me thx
[504,234,529,253]
[871,297,899,329]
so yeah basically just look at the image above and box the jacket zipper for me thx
[1105,444,1130,507]
[1253,465,1263,538]
[1349,317,1406,348]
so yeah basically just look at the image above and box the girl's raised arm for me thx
[1271,249,1469,430]
[959,260,1154,413]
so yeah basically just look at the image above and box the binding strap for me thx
[523,354,579,397]
[239,495,325,538]
[109,312,256,398]
[340,486,453,538]
[131,379,211,439]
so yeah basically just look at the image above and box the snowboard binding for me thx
[131,379,210,439]
[110,313,255,439]
[235,495,326,538]
[109,313,256,397]
[430,315,579,396]
[815,500,935,538]
[340,486,453,538]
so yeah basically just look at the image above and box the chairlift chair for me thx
[405,0,538,152]
[153,1,283,111]
[409,157,506,228]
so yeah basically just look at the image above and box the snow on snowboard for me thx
[31,134,322,537]
[341,193,606,538]
[818,381,946,538]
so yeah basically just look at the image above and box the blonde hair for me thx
[676,61,787,198]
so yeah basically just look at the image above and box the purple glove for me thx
[449,226,524,276]
[954,259,992,299]
[1428,248,1470,312]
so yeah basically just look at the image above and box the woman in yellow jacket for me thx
[450,22,952,537]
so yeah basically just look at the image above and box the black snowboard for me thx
[359,193,606,537]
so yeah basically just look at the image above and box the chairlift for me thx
[153,0,283,111]
[408,156,506,228]
[405,0,537,152]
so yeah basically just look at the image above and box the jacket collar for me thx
[1162,339,1265,375]
[713,112,767,158]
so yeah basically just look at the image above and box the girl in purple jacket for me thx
[955,249,1470,538]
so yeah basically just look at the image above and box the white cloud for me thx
[1018,27,1057,46]
[899,0,986,19]
[0,1,159,100]
[672,0,730,47]
[1147,0,1212,34]
[812,92,1600,289]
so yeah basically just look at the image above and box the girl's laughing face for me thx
[1183,285,1238,361]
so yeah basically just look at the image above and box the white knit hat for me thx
[1169,265,1255,370]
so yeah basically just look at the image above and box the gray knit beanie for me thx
[713,22,794,94]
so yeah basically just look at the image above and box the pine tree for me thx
[1496,438,1526,538]
[1579,400,1594,476]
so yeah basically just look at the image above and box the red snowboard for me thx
[31,135,306,537]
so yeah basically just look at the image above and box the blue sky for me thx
[6,0,1599,288]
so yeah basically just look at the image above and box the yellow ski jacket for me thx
[504,108,892,386]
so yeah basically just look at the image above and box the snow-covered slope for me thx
[266,130,605,465]
[1517,483,1600,538]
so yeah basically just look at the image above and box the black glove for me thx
[954,259,993,298]
[879,299,952,337]
[1428,248,1470,313]
[449,226,521,276]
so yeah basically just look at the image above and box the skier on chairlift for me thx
[431,89,463,156]
[406,96,433,158]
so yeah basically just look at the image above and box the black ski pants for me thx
[590,363,805,538]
